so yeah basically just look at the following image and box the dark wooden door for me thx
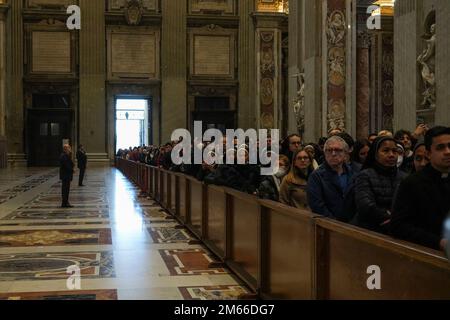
[192,111,236,133]
[28,110,72,166]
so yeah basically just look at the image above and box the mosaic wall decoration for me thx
[258,30,278,129]
[381,34,394,131]
[325,0,347,132]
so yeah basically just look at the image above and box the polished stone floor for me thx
[0,165,247,300]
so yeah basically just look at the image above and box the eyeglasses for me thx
[325,148,345,155]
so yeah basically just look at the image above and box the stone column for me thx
[79,0,108,161]
[303,0,322,142]
[393,0,419,131]
[161,0,187,143]
[0,2,7,168]
[238,0,256,130]
[6,0,24,165]
[356,31,371,139]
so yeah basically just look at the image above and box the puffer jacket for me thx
[353,166,406,234]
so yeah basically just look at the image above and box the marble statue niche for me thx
[417,23,436,110]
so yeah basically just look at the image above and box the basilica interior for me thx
[0,0,449,301]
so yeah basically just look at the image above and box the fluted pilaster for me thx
[238,0,256,130]
[7,0,23,156]
[161,0,187,143]
[79,0,107,157]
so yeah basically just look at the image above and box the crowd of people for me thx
[117,124,450,254]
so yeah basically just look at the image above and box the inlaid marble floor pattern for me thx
[0,165,248,300]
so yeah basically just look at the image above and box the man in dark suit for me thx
[60,144,75,208]
[76,144,87,186]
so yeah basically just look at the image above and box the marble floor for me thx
[0,165,248,300]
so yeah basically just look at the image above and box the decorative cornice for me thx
[105,12,162,26]
[187,15,239,28]
[251,11,288,28]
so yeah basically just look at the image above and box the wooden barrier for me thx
[177,174,189,224]
[225,188,261,292]
[0,136,7,169]
[204,185,227,260]
[160,170,170,209]
[147,167,153,197]
[159,169,165,204]
[153,168,160,202]
[186,176,205,239]
[315,218,450,300]
[260,200,317,300]
[116,159,450,300]
[169,173,177,215]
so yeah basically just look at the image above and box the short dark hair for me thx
[394,130,412,141]
[425,126,450,151]
[338,132,355,150]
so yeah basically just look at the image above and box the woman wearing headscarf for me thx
[279,148,315,209]
[353,136,407,234]
[412,142,429,173]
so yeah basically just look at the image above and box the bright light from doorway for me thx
[116,99,148,152]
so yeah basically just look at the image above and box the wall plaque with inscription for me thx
[193,35,231,76]
[32,31,71,73]
[189,0,235,14]
[27,0,74,9]
[107,28,160,80]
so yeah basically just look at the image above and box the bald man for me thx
[60,144,75,208]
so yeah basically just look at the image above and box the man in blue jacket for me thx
[307,136,357,222]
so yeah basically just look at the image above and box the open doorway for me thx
[115,98,150,153]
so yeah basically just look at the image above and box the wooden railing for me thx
[116,158,450,300]
[0,136,6,168]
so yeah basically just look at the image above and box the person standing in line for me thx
[60,144,75,208]
[76,144,87,187]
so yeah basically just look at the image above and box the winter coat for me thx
[390,165,450,250]
[353,166,406,234]
[307,162,356,222]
